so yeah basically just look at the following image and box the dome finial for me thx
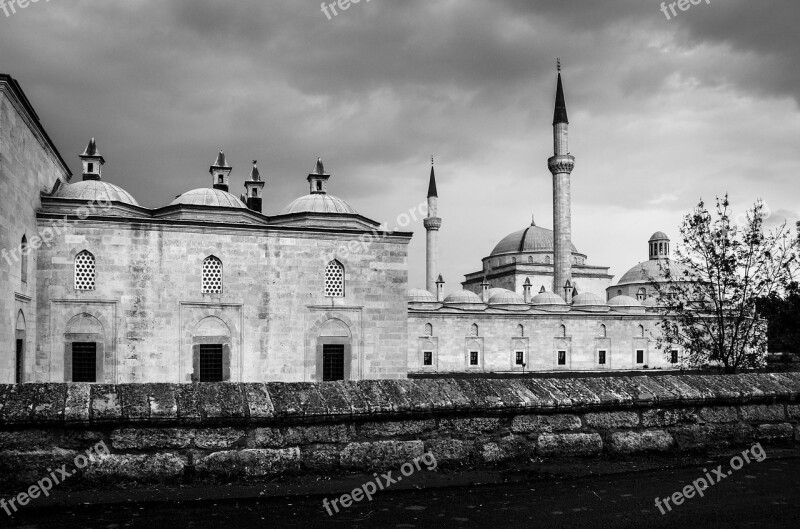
[557,57,561,72]
[531,214,536,226]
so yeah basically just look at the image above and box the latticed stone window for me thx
[74,250,96,290]
[324,260,345,297]
[202,256,223,294]
[424,323,433,336]
[470,323,479,337]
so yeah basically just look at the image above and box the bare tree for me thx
[648,196,798,373]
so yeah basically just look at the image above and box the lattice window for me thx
[470,323,479,337]
[202,256,223,294]
[74,251,96,290]
[424,323,433,336]
[20,236,27,283]
[516,324,524,337]
[324,260,345,297]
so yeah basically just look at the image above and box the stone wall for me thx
[0,373,798,490]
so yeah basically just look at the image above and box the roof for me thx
[52,180,139,206]
[553,72,569,125]
[212,151,230,168]
[170,188,246,208]
[281,194,356,215]
[312,158,327,175]
[443,290,483,305]
[617,259,689,286]
[408,289,437,303]
[427,165,438,198]
[649,231,670,242]
[488,289,525,305]
[531,291,567,306]
[573,292,607,307]
[490,222,579,256]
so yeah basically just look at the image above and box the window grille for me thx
[74,251,96,290]
[199,344,224,381]
[325,261,345,297]
[72,342,97,382]
[203,256,222,293]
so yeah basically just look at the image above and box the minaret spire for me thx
[547,60,576,300]
[424,156,442,294]
[210,150,232,192]
[79,138,105,181]
[243,159,266,213]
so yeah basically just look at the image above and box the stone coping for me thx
[0,373,798,427]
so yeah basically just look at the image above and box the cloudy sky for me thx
[1,0,798,291]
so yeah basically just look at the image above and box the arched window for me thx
[74,250,96,290]
[20,235,27,283]
[218,175,224,184]
[599,324,607,338]
[470,323,479,337]
[638,325,645,338]
[424,323,433,336]
[317,181,322,191]
[202,255,223,294]
[637,287,647,301]
[252,188,258,197]
[545,255,551,264]
[528,256,533,263]
[324,260,345,297]
[516,324,524,337]
[559,324,567,338]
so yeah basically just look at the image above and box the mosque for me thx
[0,69,684,384]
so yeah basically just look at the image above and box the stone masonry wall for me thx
[0,373,798,490]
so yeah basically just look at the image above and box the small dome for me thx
[490,223,580,257]
[642,297,663,308]
[53,180,139,206]
[171,188,247,208]
[572,292,607,307]
[281,194,356,215]
[617,260,689,286]
[531,291,567,306]
[444,290,483,305]
[607,295,642,308]
[408,288,437,303]
[488,289,525,305]
[649,231,670,242]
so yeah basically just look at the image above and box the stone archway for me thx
[64,313,105,383]
[315,318,352,381]
[15,311,25,384]
[192,316,231,382]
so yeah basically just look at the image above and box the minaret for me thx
[548,59,576,300]
[79,138,105,181]
[210,150,232,192]
[243,160,265,213]
[423,157,442,294]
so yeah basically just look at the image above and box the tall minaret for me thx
[548,59,576,301]
[423,157,442,294]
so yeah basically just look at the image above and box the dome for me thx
[649,231,670,242]
[170,188,246,208]
[408,288,437,303]
[443,290,484,305]
[617,260,689,286]
[607,295,642,308]
[490,223,579,257]
[281,194,356,215]
[53,180,139,206]
[531,291,567,306]
[642,297,659,308]
[488,289,525,305]
[572,292,607,307]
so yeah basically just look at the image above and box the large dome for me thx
[281,194,356,215]
[490,223,578,256]
[170,188,246,209]
[618,259,689,286]
[53,180,139,206]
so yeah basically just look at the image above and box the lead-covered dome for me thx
[618,260,689,285]
[408,288,437,303]
[531,291,567,306]
[444,290,483,304]
[490,221,579,257]
[488,289,525,305]
[170,188,246,209]
[280,194,356,215]
[572,292,607,307]
[53,180,139,206]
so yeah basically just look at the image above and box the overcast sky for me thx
[1,0,798,292]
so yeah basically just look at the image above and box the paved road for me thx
[5,455,800,528]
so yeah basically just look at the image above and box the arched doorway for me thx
[316,319,352,381]
[15,311,25,384]
[64,313,104,383]
[192,317,231,382]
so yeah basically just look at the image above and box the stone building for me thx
[2,66,682,384]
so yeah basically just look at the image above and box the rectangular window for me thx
[598,350,606,365]
[423,351,433,366]
[515,351,524,365]
[671,350,679,364]
[469,351,479,366]
[636,349,645,364]
[15,339,23,384]
[199,344,224,382]
[72,342,97,383]
[323,344,345,381]
[557,350,566,366]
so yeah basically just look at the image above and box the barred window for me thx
[424,323,433,336]
[470,323,479,337]
[324,260,345,297]
[202,256,223,294]
[516,324,524,337]
[74,250,96,290]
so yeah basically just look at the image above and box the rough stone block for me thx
[194,428,245,449]
[580,378,635,406]
[64,384,91,424]
[111,428,193,450]
[282,424,351,445]
[641,407,698,427]
[198,383,247,421]
[252,427,284,448]
[33,384,68,423]
[118,384,150,422]
[147,384,178,421]
[607,430,675,454]
[315,382,353,417]
[340,441,424,471]
[511,414,581,434]
[410,379,454,412]
[0,449,79,488]
[85,453,186,482]
[431,379,473,410]
[740,404,785,423]
[90,385,122,423]
[300,445,342,472]
[671,424,754,450]
[424,438,477,465]
[0,430,55,451]
[482,435,533,463]
[196,448,300,478]
[699,406,739,423]
[1,384,37,423]
[439,417,502,435]
[754,423,794,441]
[536,433,602,457]
[584,411,639,429]
[175,384,202,424]
[788,405,800,421]
[267,383,327,418]
[242,383,275,420]
[359,420,436,439]
[396,380,435,412]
